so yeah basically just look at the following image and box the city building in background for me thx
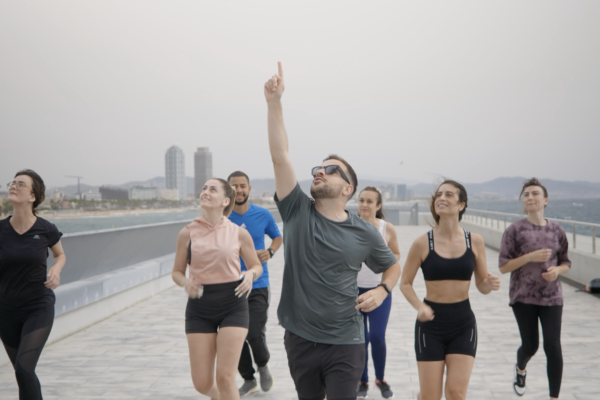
[100,186,130,200]
[194,147,212,198]
[377,183,410,201]
[165,145,186,201]
[82,191,102,201]
[161,188,179,201]
[378,184,396,201]
[396,184,407,201]
[130,186,161,201]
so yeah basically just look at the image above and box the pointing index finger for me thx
[278,61,283,77]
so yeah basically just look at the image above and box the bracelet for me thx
[377,283,391,295]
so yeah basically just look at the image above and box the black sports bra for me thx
[421,229,476,281]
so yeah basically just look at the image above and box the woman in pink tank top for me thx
[172,178,262,400]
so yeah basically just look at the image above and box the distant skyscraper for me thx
[194,147,213,198]
[165,145,186,201]
[396,184,407,201]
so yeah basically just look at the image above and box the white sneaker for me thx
[513,365,526,396]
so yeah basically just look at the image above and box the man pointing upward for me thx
[264,62,401,400]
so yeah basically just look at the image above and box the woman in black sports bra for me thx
[400,180,501,400]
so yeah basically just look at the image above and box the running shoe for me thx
[257,365,274,392]
[513,365,526,396]
[239,379,258,397]
[356,381,368,398]
[376,379,394,398]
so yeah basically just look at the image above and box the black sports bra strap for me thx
[428,230,434,251]
[188,241,192,265]
[464,229,471,250]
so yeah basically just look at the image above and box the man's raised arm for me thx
[264,62,297,200]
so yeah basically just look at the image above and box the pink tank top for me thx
[187,216,241,285]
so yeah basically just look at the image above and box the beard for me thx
[310,182,343,200]
[235,193,249,205]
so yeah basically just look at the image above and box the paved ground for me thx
[0,226,598,399]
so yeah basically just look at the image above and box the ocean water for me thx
[46,209,201,234]
[44,199,599,235]
[468,198,600,235]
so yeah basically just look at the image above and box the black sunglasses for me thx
[311,165,351,185]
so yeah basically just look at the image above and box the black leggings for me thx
[238,287,270,381]
[512,302,562,398]
[0,302,54,400]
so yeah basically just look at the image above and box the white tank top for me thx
[357,219,387,288]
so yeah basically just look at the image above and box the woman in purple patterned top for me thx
[499,178,571,400]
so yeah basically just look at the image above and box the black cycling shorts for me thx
[185,281,249,334]
[414,298,477,361]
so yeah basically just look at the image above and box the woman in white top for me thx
[356,187,400,399]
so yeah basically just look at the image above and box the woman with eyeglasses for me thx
[356,187,400,399]
[0,169,66,400]
[499,178,570,400]
[171,178,262,399]
[400,180,500,400]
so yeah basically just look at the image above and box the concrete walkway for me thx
[0,226,598,399]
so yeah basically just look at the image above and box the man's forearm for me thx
[268,101,288,163]
[381,262,401,289]
[269,236,283,252]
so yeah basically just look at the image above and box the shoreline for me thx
[39,207,199,220]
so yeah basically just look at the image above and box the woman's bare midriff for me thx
[424,280,471,303]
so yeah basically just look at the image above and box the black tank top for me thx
[421,229,475,281]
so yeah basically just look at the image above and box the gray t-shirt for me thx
[275,183,397,345]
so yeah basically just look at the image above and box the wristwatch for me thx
[267,248,275,258]
[377,283,391,296]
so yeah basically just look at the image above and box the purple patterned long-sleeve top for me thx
[499,219,571,306]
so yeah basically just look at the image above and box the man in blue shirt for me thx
[228,171,282,397]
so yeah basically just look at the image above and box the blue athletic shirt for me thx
[229,204,281,289]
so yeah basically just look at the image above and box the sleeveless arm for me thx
[473,233,501,294]
[172,227,190,287]
[399,235,427,311]
[385,222,400,262]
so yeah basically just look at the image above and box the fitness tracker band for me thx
[377,283,391,296]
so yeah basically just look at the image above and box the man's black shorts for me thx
[284,330,365,400]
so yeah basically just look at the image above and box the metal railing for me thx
[465,208,598,254]
[345,202,420,225]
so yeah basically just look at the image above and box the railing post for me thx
[593,228,596,254]
[504,216,506,230]
[497,215,499,229]
[573,224,576,249]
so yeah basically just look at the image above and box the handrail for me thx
[468,208,600,229]
[60,219,191,238]
[465,208,597,253]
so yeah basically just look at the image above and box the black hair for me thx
[430,179,468,224]
[519,177,548,199]
[359,187,385,219]
[14,169,46,215]
[322,154,358,199]
[227,171,250,184]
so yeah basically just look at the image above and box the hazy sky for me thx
[1,1,599,189]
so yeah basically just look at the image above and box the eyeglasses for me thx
[6,181,31,191]
[311,165,351,185]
